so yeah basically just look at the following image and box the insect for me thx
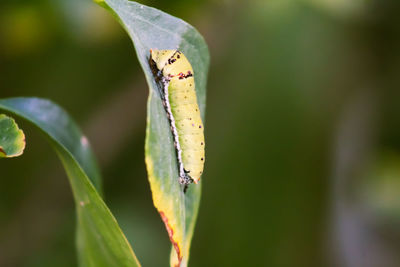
[149,49,205,190]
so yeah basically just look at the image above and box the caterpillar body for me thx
[149,49,205,188]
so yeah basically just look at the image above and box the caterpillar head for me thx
[150,49,176,70]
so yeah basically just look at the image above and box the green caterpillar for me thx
[149,50,205,187]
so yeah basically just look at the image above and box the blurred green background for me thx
[1,0,400,266]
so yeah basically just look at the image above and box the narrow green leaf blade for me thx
[0,114,26,158]
[96,1,209,266]
[0,97,140,267]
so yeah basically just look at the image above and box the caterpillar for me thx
[149,49,205,189]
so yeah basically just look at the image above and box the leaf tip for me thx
[0,114,26,158]
[159,211,183,266]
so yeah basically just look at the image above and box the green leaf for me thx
[96,1,209,266]
[0,97,140,267]
[0,114,26,158]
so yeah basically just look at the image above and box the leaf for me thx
[0,114,26,158]
[0,98,140,267]
[95,1,209,266]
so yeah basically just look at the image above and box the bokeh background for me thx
[1,0,400,266]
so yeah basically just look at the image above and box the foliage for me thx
[0,98,140,266]
[0,0,209,266]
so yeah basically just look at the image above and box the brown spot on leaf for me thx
[159,211,182,266]
[0,147,6,156]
